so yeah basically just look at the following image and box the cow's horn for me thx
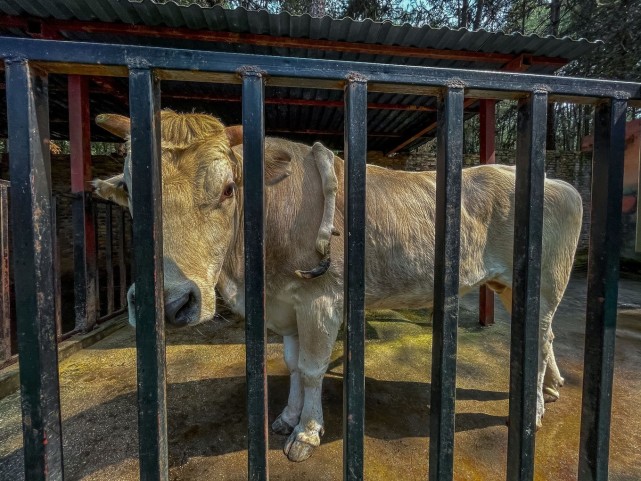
[294,256,331,280]
[96,114,131,139]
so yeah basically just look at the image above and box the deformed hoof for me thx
[543,386,560,403]
[272,415,295,436]
[284,427,321,462]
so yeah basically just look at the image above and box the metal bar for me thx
[429,85,464,481]
[343,76,368,481]
[69,75,97,332]
[5,58,64,481]
[118,207,127,309]
[578,97,627,481]
[0,16,569,68]
[0,182,10,361]
[506,91,548,481]
[52,196,62,340]
[242,69,269,481]
[479,99,496,327]
[105,204,115,314]
[0,38,639,103]
[93,201,101,318]
[129,67,168,481]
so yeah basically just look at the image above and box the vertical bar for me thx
[506,91,548,481]
[69,75,97,332]
[129,67,168,481]
[429,85,464,481]
[6,58,64,481]
[52,196,62,340]
[242,69,268,481]
[0,181,11,360]
[118,207,127,309]
[343,76,367,481]
[105,204,115,315]
[578,98,627,481]
[93,202,100,318]
[479,99,496,327]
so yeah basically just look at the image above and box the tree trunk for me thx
[473,0,485,29]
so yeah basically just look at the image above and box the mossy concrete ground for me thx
[1,272,640,481]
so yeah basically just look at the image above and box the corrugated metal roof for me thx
[0,1,601,153]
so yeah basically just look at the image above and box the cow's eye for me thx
[221,182,236,200]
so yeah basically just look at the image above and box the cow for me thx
[93,110,583,462]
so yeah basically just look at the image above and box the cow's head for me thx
[93,110,290,327]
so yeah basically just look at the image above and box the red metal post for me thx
[69,75,98,331]
[479,99,496,326]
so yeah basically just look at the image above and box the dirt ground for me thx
[1,270,640,481]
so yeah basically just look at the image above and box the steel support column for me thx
[0,180,10,360]
[578,98,627,481]
[343,76,368,481]
[242,70,269,481]
[430,85,464,481]
[129,67,168,481]
[6,58,64,481]
[69,75,97,332]
[506,91,548,481]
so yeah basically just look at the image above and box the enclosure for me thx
[1,4,641,481]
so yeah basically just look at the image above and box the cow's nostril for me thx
[174,292,198,326]
[165,285,200,326]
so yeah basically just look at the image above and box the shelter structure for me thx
[0,1,599,334]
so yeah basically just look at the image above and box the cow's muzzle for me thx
[126,279,202,327]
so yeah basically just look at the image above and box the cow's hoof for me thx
[284,427,321,462]
[543,386,560,403]
[272,415,295,436]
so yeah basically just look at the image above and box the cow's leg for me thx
[543,333,564,403]
[272,334,303,435]
[284,295,341,462]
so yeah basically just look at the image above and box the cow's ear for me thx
[92,174,129,208]
[225,125,243,147]
[265,148,292,186]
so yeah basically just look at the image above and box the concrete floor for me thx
[1,271,640,481]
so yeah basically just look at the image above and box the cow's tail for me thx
[295,142,339,279]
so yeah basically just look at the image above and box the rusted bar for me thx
[0,180,10,361]
[430,85,464,481]
[129,66,168,481]
[105,203,115,315]
[52,195,62,340]
[6,57,64,481]
[506,91,548,481]
[242,69,269,481]
[343,76,368,481]
[69,74,97,332]
[479,99,497,327]
[578,97,627,481]
[118,207,127,309]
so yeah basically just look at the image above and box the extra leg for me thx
[272,334,303,435]
[543,334,564,403]
[284,296,341,462]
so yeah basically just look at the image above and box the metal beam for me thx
[343,76,368,481]
[6,58,64,481]
[242,69,269,481]
[578,97,627,481]
[429,85,464,481]
[129,67,169,481]
[506,90,548,481]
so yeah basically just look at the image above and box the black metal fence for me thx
[0,36,639,481]
[0,188,131,368]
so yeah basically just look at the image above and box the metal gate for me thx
[0,36,639,481]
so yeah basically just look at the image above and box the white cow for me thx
[94,110,582,462]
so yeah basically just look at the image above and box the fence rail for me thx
[0,35,638,481]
